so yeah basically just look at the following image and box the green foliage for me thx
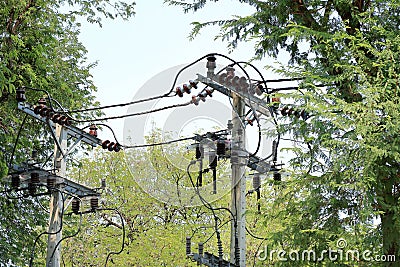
[62,147,234,266]
[0,0,135,265]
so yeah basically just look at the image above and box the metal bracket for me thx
[196,74,271,117]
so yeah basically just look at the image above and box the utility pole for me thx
[230,89,246,267]
[15,101,105,266]
[46,124,66,267]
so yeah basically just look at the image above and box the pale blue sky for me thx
[78,0,290,150]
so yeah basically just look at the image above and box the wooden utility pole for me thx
[16,102,103,266]
[46,124,66,267]
[230,92,246,267]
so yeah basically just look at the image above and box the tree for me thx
[0,0,135,265]
[166,0,400,265]
[61,140,234,266]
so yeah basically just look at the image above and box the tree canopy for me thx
[0,0,135,265]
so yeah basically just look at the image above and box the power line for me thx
[65,94,175,113]
[123,136,194,149]
[71,101,191,123]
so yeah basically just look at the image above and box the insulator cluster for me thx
[191,87,213,106]
[280,106,308,120]
[16,88,26,102]
[88,124,98,137]
[72,197,80,214]
[11,175,20,189]
[218,67,263,96]
[253,173,261,190]
[90,197,99,210]
[217,231,224,260]
[176,80,198,97]
[101,140,121,152]
[198,242,204,256]
[186,236,192,255]
[31,172,40,184]
[47,177,56,189]
[216,139,226,156]
[273,172,281,181]
[206,56,216,77]
[33,98,72,126]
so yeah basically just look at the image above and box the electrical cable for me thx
[124,136,194,149]
[99,208,125,267]
[65,94,175,113]
[35,195,50,213]
[251,77,305,83]
[245,226,266,240]
[123,129,227,149]
[41,152,54,169]
[202,219,233,245]
[21,86,56,112]
[59,54,214,115]
[268,84,327,94]
[8,114,28,169]
[189,218,230,240]
[187,162,235,220]
[48,212,83,263]
[29,188,65,267]
[82,123,120,145]
[252,236,268,267]
[71,101,191,123]
[46,120,65,157]
[187,161,236,265]
[248,116,262,158]
[48,97,67,112]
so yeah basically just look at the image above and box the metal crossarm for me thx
[196,74,271,117]
[17,102,102,147]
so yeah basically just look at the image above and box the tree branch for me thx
[291,0,320,30]
[102,214,122,229]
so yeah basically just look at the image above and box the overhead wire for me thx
[49,213,83,263]
[68,53,256,124]
[57,54,214,115]
[99,208,125,267]
[123,129,227,149]
[21,86,56,112]
[70,101,191,123]
[65,94,175,114]
[8,114,28,169]
[81,123,121,145]
[187,161,236,263]
[202,219,233,245]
